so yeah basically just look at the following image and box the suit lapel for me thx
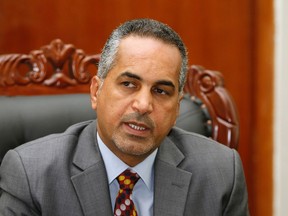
[154,137,192,216]
[70,121,113,216]
[69,121,192,216]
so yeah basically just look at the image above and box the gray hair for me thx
[98,18,188,93]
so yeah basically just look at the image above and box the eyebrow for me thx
[156,80,175,89]
[119,71,176,89]
[119,72,142,80]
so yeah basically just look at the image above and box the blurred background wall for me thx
[274,0,288,215]
[0,0,279,215]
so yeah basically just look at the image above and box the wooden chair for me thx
[0,39,239,163]
[0,39,100,95]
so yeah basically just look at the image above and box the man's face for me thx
[90,36,182,166]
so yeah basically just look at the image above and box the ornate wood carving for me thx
[0,39,239,148]
[0,39,100,89]
[184,65,239,149]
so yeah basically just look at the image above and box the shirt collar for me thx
[97,132,157,192]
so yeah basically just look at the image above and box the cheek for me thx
[153,104,179,129]
[98,92,131,122]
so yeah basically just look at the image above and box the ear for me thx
[90,76,102,110]
[174,93,184,125]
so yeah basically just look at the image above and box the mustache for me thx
[121,113,155,129]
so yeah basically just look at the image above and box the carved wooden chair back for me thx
[0,39,239,152]
[0,39,100,95]
[184,65,239,148]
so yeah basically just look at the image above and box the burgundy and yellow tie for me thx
[114,169,140,216]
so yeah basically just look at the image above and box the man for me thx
[0,19,249,215]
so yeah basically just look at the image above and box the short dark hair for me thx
[98,18,188,93]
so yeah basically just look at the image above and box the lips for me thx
[128,123,147,131]
[123,121,151,137]
[121,113,155,137]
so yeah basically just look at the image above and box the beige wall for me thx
[274,0,288,215]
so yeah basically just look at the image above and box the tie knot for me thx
[117,169,140,191]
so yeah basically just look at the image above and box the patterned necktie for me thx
[114,169,140,216]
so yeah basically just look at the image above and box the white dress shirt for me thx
[97,133,157,216]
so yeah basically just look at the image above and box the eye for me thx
[122,81,136,88]
[153,87,169,95]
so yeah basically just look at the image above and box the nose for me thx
[131,88,153,115]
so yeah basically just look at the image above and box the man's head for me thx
[97,18,188,93]
[91,19,188,166]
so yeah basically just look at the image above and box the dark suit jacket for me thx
[0,120,249,216]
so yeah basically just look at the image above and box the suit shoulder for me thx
[168,127,235,158]
[167,127,241,180]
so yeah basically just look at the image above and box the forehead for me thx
[117,36,180,59]
[112,36,182,80]
[106,36,182,89]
